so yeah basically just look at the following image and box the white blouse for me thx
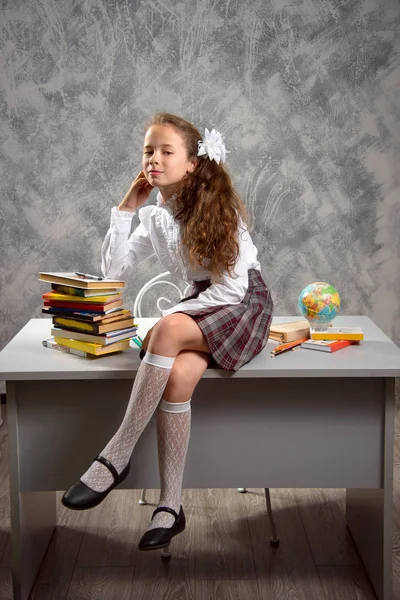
[101,192,261,317]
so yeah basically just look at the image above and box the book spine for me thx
[42,338,88,357]
[310,332,364,341]
[53,317,99,333]
[43,292,121,303]
[53,336,99,353]
[51,326,136,345]
[51,284,85,297]
[44,300,115,311]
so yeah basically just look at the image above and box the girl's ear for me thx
[187,159,198,173]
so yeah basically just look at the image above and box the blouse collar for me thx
[156,191,177,207]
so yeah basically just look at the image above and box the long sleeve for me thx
[101,207,155,279]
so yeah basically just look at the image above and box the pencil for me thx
[271,337,309,357]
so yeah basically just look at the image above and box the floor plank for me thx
[294,488,360,566]
[0,534,11,568]
[0,567,12,600]
[66,567,134,600]
[317,565,378,600]
[191,488,257,580]
[129,574,196,600]
[29,582,70,600]
[243,489,326,600]
[195,579,261,600]
[76,490,141,568]
[36,492,89,584]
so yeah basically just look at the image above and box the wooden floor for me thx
[0,399,399,600]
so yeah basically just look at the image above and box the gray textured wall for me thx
[1,0,400,378]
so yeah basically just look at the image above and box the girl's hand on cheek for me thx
[118,171,154,212]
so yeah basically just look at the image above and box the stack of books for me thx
[301,326,364,353]
[39,272,138,357]
[269,320,364,356]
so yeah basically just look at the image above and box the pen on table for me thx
[75,272,104,281]
[271,337,309,357]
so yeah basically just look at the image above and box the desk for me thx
[0,316,399,600]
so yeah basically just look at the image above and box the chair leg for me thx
[264,488,279,547]
[139,489,148,505]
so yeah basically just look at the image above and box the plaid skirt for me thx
[179,268,274,371]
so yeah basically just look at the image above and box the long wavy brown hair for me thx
[144,113,249,279]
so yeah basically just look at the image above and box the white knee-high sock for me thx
[146,398,191,531]
[80,352,175,492]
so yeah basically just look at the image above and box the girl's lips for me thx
[149,171,162,175]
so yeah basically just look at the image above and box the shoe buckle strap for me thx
[152,506,179,521]
[94,455,119,483]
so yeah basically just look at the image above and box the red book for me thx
[43,298,123,312]
[300,339,359,353]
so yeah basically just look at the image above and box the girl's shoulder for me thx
[138,202,176,234]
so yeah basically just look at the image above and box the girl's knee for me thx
[151,314,189,345]
[157,313,186,333]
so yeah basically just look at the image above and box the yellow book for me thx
[53,336,130,356]
[43,291,122,303]
[310,327,364,341]
[53,316,136,333]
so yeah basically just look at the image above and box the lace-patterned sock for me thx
[80,352,175,492]
[146,398,191,531]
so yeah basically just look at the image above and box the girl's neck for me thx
[158,184,179,205]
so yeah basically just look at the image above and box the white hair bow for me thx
[197,128,228,165]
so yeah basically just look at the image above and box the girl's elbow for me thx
[101,261,126,280]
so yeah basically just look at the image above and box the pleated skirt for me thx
[179,268,274,371]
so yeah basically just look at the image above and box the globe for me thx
[298,282,341,329]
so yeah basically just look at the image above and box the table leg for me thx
[346,378,395,600]
[7,382,57,600]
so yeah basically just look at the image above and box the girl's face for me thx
[142,125,197,195]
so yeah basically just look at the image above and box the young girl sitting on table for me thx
[62,112,274,552]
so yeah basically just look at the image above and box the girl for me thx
[62,113,274,552]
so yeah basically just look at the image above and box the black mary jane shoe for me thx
[138,506,186,551]
[61,455,130,511]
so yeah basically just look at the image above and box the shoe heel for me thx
[161,544,171,560]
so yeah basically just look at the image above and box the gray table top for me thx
[0,316,399,380]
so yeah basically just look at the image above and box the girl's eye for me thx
[164,151,173,155]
